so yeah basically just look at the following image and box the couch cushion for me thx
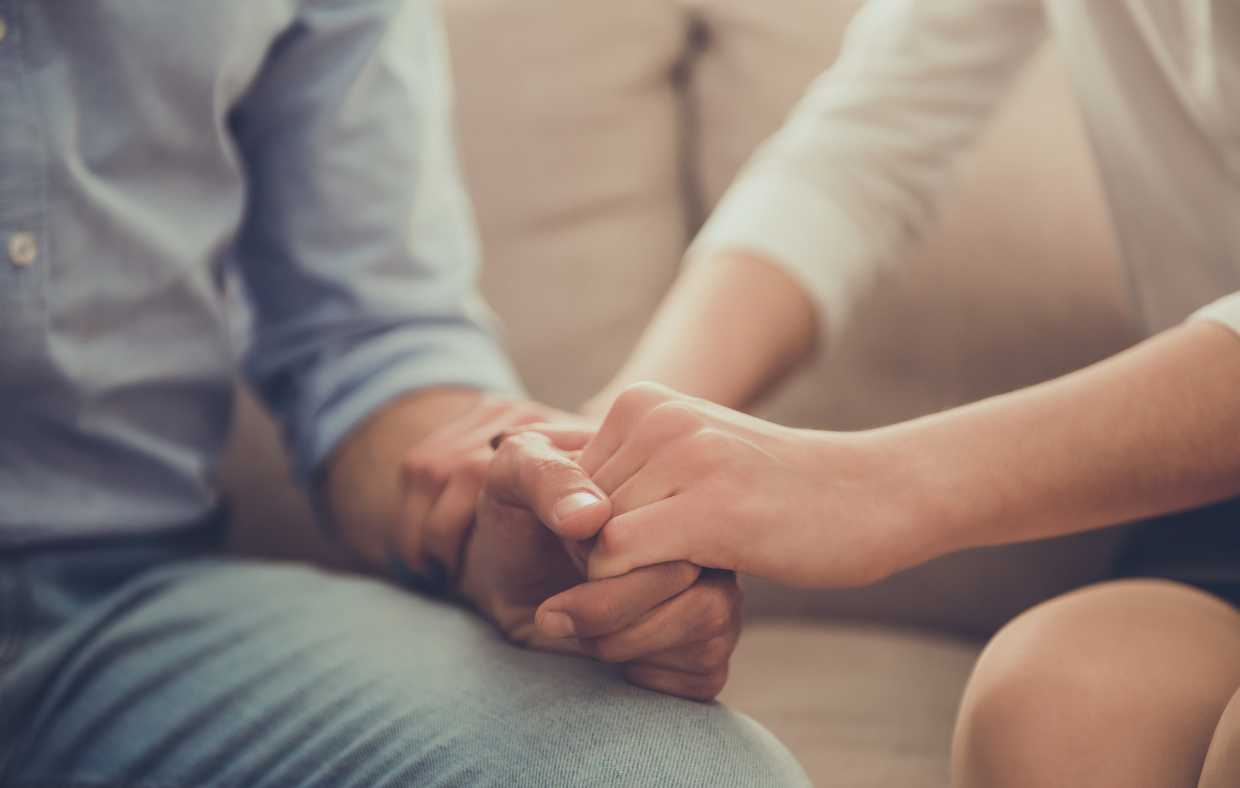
[685,0,1141,634]
[720,620,982,788]
[681,0,865,219]
[445,0,691,410]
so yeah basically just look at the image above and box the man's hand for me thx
[461,431,741,700]
[326,388,563,583]
[392,395,558,587]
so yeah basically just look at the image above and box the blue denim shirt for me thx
[0,0,523,545]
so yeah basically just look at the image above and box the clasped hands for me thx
[394,382,908,701]
[392,388,742,701]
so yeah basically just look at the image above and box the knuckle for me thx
[461,451,491,485]
[516,401,555,423]
[704,567,741,596]
[494,401,554,432]
[427,460,453,488]
[526,452,573,480]
[691,636,734,671]
[693,585,737,636]
[670,558,700,582]
[582,635,626,664]
[494,429,549,458]
[392,522,419,559]
[502,433,580,486]
[689,427,731,457]
[488,432,549,487]
[524,457,589,505]
[613,382,674,416]
[729,575,745,608]
[696,670,728,700]
[403,449,451,489]
[642,400,703,438]
[400,446,431,477]
[657,561,700,595]
[579,593,624,632]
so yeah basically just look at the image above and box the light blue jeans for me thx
[0,526,810,787]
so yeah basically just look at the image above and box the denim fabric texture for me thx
[0,527,811,788]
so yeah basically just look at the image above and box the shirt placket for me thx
[0,0,49,386]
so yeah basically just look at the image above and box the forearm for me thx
[324,386,487,570]
[581,252,816,417]
[886,320,1240,569]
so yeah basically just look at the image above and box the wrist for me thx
[866,422,979,572]
[811,426,965,584]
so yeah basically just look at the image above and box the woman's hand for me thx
[570,382,925,589]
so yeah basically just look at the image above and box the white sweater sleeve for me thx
[1189,292,1240,338]
[687,0,1047,342]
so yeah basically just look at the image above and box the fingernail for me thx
[539,611,576,638]
[554,491,602,523]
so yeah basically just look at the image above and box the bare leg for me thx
[952,579,1240,788]
[1200,686,1240,787]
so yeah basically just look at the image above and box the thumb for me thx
[488,430,611,540]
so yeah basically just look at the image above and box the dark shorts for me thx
[1113,496,1240,608]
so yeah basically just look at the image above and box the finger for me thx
[413,447,491,578]
[587,495,703,580]
[534,561,700,639]
[621,663,728,702]
[488,431,610,540]
[577,382,680,476]
[399,399,555,566]
[590,443,681,505]
[449,404,550,456]
[618,634,736,675]
[413,395,519,455]
[400,399,545,529]
[586,441,651,498]
[493,423,596,453]
[574,569,740,663]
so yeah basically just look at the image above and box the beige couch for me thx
[217,1,1143,785]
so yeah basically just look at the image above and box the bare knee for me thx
[1200,686,1240,788]
[953,579,1240,788]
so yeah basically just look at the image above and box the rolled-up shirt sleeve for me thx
[687,0,1047,342]
[229,0,522,486]
[1190,292,1240,338]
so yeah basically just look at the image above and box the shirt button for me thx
[9,232,37,267]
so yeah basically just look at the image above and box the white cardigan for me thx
[689,0,1240,342]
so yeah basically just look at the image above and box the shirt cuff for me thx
[295,323,525,488]
[685,169,884,345]
[1188,291,1240,339]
